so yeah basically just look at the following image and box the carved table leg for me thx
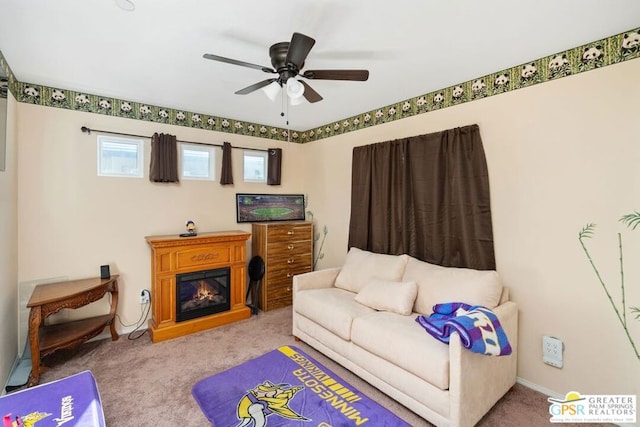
[109,321,119,341]
[27,306,42,387]
[109,279,120,341]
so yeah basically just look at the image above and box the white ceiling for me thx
[1,0,639,131]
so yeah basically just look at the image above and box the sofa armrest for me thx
[499,286,510,305]
[449,300,518,427]
[292,267,341,293]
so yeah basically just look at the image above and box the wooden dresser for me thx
[252,221,313,311]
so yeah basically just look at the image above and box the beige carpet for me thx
[34,307,609,426]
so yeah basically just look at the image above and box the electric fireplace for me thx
[146,230,251,343]
[175,267,230,322]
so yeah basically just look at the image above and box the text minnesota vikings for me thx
[287,352,369,424]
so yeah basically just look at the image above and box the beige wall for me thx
[16,105,306,331]
[0,92,18,387]
[7,57,640,398]
[302,58,640,397]
[0,96,7,170]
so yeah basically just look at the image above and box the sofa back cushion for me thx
[402,256,503,314]
[335,247,409,293]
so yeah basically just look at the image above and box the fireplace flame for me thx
[177,272,230,322]
[194,280,219,301]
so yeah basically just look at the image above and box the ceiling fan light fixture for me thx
[202,32,369,106]
[286,78,305,100]
[262,81,281,102]
[114,0,135,11]
[289,95,305,106]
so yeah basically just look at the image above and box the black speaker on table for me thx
[100,265,110,279]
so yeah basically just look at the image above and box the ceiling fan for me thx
[203,32,369,104]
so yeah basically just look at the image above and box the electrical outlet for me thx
[140,289,150,304]
[542,335,563,368]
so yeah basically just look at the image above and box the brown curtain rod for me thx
[80,126,268,152]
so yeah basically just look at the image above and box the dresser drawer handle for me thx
[287,287,291,292]
[287,273,293,278]
[287,259,295,264]
[287,230,294,235]
[287,244,294,250]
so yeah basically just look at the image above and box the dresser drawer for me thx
[265,223,312,243]
[266,240,311,257]
[264,295,293,311]
[263,282,293,311]
[266,281,293,299]
[266,262,312,283]
[266,250,312,267]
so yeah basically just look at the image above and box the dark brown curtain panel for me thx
[220,141,233,185]
[267,148,282,185]
[348,124,495,270]
[149,132,179,183]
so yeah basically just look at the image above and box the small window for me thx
[181,143,216,181]
[243,150,267,183]
[97,135,143,177]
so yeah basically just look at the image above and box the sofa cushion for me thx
[351,311,451,390]
[402,256,503,315]
[335,247,409,293]
[293,288,374,341]
[355,279,418,316]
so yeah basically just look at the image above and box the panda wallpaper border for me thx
[0,52,19,100]
[1,27,639,144]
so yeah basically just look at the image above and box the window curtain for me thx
[220,141,233,185]
[348,124,495,270]
[267,148,282,185]
[149,132,179,183]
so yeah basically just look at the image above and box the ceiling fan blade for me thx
[203,54,276,74]
[285,32,316,69]
[302,69,369,81]
[300,81,323,103]
[235,79,277,95]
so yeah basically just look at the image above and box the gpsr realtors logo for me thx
[548,391,636,423]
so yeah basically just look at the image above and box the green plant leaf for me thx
[579,223,596,239]
[632,306,640,320]
[620,211,640,230]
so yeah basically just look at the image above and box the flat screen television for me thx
[236,193,305,223]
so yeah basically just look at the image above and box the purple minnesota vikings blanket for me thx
[192,345,409,427]
[0,370,105,427]
[415,302,512,356]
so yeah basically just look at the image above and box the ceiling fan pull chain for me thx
[280,87,286,120]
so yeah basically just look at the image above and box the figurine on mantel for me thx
[180,220,197,237]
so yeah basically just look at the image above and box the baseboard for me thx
[2,355,21,396]
[515,378,634,427]
[91,324,147,342]
[516,376,563,399]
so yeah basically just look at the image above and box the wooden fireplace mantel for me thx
[145,230,251,343]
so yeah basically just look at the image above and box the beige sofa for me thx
[292,247,518,427]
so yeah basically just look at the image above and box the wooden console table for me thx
[27,276,119,386]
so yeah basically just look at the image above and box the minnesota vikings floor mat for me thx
[0,370,105,427]
[192,345,410,427]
